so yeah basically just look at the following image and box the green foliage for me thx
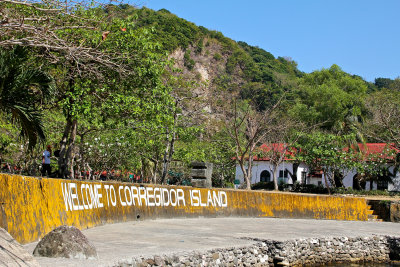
[290,183,329,194]
[0,118,19,161]
[195,39,204,54]
[251,181,275,190]
[330,187,400,196]
[286,183,400,196]
[289,65,368,132]
[184,50,195,70]
[0,46,55,149]
[295,132,359,187]
[238,41,302,81]
[353,144,398,182]
[239,82,278,110]
[364,89,400,149]
[375,77,400,91]
[132,7,204,51]
[213,53,222,61]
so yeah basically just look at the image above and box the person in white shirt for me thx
[42,145,52,177]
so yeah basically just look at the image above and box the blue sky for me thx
[139,0,400,82]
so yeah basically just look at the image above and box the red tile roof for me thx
[252,143,399,162]
[254,143,296,161]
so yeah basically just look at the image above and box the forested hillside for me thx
[0,2,399,190]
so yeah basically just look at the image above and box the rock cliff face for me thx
[167,40,248,134]
[169,40,243,111]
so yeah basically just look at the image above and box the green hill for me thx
[117,6,303,109]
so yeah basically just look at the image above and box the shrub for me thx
[290,183,329,194]
[213,53,222,61]
[251,181,275,190]
[184,50,195,70]
[195,39,204,54]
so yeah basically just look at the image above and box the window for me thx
[260,170,271,182]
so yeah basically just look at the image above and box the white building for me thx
[235,143,400,191]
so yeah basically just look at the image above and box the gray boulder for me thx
[33,225,97,259]
[0,227,39,267]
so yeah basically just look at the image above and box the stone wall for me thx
[117,236,400,267]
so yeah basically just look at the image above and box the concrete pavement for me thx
[23,217,400,267]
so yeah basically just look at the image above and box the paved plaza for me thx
[24,217,400,266]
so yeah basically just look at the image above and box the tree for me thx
[353,144,398,190]
[0,46,55,149]
[257,117,305,190]
[289,64,368,134]
[158,77,206,184]
[224,99,280,190]
[374,77,400,91]
[0,0,126,74]
[364,90,400,150]
[53,16,174,178]
[295,132,357,194]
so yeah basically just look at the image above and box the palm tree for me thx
[0,46,55,149]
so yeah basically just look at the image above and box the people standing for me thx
[42,145,52,177]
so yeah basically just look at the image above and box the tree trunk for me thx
[323,171,331,194]
[290,163,299,183]
[65,119,77,179]
[161,131,176,184]
[160,130,170,184]
[330,172,336,188]
[245,150,254,190]
[58,116,72,178]
[78,132,86,179]
[272,166,279,191]
[151,159,158,184]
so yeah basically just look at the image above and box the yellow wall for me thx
[0,174,369,244]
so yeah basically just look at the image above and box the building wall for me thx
[0,174,370,244]
[236,161,399,191]
[235,161,297,184]
[390,168,400,191]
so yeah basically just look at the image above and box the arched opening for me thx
[353,174,366,190]
[334,171,344,188]
[260,170,271,182]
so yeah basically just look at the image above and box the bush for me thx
[253,181,400,196]
[290,183,400,196]
[184,50,195,70]
[195,39,203,54]
[251,181,275,190]
[290,183,329,194]
[213,53,222,61]
[224,182,235,188]
[330,187,400,196]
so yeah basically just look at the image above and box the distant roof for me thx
[252,143,399,162]
[352,143,398,155]
[254,143,295,161]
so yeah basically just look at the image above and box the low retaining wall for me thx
[368,199,400,222]
[0,174,370,244]
[118,236,400,266]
